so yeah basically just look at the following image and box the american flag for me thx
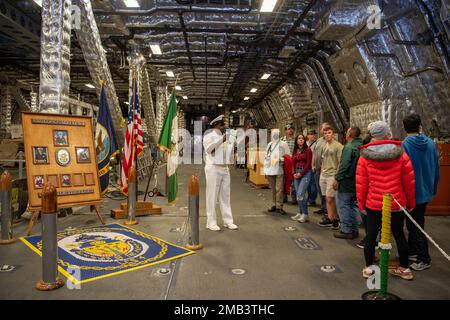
[120,79,143,194]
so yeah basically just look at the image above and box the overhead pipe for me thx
[130,26,313,36]
[179,13,196,81]
[205,36,208,107]
[97,0,130,36]
[279,0,319,48]
[237,0,318,109]
[93,5,254,15]
[416,0,450,77]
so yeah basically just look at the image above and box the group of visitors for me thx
[263,114,440,281]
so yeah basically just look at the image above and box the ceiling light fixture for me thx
[244,97,250,101]
[232,110,237,113]
[166,71,175,78]
[250,88,258,93]
[218,104,223,107]
[123,0,140,8]
[175,85,182,90]
[85,83,95,89]
[260,0,277,12]
[261,73,271,80]
[150,44,162,55]
[182,96,188,100]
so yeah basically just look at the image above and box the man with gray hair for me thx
[367,120,392,140]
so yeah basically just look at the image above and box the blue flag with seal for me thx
[95,82,119,195]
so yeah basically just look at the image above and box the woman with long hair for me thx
[291,133,313,223]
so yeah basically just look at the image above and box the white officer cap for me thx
[210,114,225,126]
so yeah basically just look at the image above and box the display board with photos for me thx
[22,112,102,210]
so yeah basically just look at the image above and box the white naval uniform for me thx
[203,129,236,228]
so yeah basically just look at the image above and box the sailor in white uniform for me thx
[202,115,238,231]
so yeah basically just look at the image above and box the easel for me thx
[26,200,105,236]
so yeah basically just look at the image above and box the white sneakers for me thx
[206,223,239,231]
[224,223,239,230]
[291,213,309,223]
[299,214,309,223]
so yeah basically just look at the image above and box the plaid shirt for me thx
[281,135,295,155]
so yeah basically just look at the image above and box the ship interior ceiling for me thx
[1,0,450,301]
[0,0,449,138]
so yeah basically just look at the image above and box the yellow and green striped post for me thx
[378,193,393,298]
[362,193,401,300]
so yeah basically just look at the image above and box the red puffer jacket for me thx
[356,140,415,211]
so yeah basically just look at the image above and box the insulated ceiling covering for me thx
[0,0,336,112]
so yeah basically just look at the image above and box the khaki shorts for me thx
[320,175,337,198]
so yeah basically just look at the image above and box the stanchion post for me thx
[378,193,393,298]
[36,183,64,291]
[124,166,138,225]
[186,175,203,251]
[362,193,400,300]
[0,170,16,244]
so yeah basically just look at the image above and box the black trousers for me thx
[406,203,431,264]
[365,209,409,268]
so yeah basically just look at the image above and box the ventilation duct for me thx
[30,91,39,112]
[0,86,12,138]
[140,66,158,142]
[10,86,30,111]
[73,0,124,145]
[314,0,374,41]
[155,83,167,137]
[38,0,72,114]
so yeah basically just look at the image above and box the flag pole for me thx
[166,75,180,203]
[132,66,139,203]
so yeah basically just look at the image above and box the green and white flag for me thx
[158,93,178,204]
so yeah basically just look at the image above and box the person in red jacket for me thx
[356,121,416,280]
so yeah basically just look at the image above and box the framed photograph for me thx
[33,175,45,189]
[32,146,49,164]
[76,147,91,163]
[55,148,71,166]
[84,173,95,186]
[72,173,84,187]
[53,130,69,146]
[60,174,71,187]
[46,174,58,188]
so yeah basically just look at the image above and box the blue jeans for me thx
[294,170,312,215]
[307,171,317,204]
[336,192,360,233]
[290,181,296,202]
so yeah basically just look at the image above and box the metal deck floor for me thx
[1,165,449,300]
